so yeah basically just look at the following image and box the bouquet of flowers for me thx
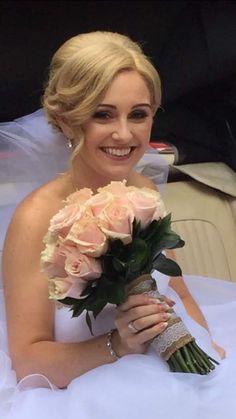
[41,180,218,374]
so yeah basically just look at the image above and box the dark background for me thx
[1,0,236,169]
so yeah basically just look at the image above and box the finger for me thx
[129,321,168,345]
[117,300,170,325]
[163,297,175,307]
[150,295,175,307]
[133,312,171,332]
[119,294,151,312]
[148,299,171,311]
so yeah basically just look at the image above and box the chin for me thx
[109,164,134,178]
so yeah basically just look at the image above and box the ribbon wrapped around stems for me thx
[125,274,219,374]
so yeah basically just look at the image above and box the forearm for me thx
[13,335,117,389]
[181,293,225,359]
[167,250,210,333]
[181,294,210,333]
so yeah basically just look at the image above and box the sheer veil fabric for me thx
[0,110,236,418]
[0,109,168,248]
[0,109,70,249]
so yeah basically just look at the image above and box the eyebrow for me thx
[97,103,152,109]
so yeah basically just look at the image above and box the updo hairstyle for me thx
[43,31,161,159]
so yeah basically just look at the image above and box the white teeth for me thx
[102,147,132,156]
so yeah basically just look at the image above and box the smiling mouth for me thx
[101,147,135,157]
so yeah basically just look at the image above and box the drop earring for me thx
[66,138,73,149]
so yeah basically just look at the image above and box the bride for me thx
[0,31,236,419]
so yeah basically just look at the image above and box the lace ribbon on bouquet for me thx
[125,274,219,373]
[126,274,193,360]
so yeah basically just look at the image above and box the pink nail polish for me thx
[148,298,161,304]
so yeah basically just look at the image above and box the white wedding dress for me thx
[0,273,236,419]
[0,110,236,419]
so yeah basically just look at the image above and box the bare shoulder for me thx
[129,171,159,191]
[3,174,71,253]
[2,176,73,357]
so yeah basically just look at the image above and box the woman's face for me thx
[76,70,155,183]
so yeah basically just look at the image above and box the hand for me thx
[212,341,226,359]
[114,294,171,356]
[160,296,176,308]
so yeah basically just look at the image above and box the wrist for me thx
[106,329,121,361]
[111,329,133,358]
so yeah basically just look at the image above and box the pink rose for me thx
[41,233,67,278]
[48,276,87,300]
[63,248,102,280]
[49,203,84,237]
[97,180,127,197]
[65,213,108,257]
[44,241,86,279]
[97,197,134,244]
[152,199,167,221]
[65,188,93,205]
[86,191,114,217]
[126,187,166,228]
[41,231,58,265]
[87,184,131,217]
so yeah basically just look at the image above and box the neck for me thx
[69,156,135,192]
[69,159,134,193]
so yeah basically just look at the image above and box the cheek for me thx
[137,123,152,141]
[83,126,111,148]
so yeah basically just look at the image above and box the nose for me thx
[112,119,133,142]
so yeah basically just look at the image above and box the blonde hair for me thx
[43,31,161,159]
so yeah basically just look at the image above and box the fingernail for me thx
[160,303,170,310]
[161,322,169,329]
[148,298,161,304]
[161,312,171,320]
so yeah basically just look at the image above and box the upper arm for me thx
[2,194,58,359]
[166,249,191,299]
[168,276,192,299]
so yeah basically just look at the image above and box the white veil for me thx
[0,109,70,247]
[0,109,168,248]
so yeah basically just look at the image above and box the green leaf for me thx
[105,238,125,257]
[71,299,89,317]
[144,216,185,252]
[132,218,142,238]
[153,253,182,276]
[112,257,127,272]
[92,301,107,318]
[91,275,125,305]
[107,283,125,304]
[80,281,96,297]
[140,218,165,242]
[150,237,185,259]
[174,238,185,249]
[86,311,93,335]
[59,296,80,306]
[129,238,148,262]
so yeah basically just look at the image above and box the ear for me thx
[56,118,74,139]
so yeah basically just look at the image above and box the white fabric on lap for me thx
[0,274,236,419]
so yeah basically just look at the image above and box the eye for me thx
[129,110,149,120]
[92,111,112,120]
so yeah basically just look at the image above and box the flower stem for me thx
[188,341,217,374]
[168,356,182,372]
[174,349,190,373]
[182,346,198,373]
[191,340,219,366]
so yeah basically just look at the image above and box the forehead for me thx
[101,70,151,104]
